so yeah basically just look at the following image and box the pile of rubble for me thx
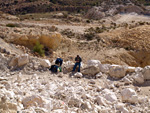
[0,52,150,112]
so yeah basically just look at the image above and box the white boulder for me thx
[63,61,74,73]
[133,72,144,84]
[115,103,129,113]
[87,60,101,67]
[121,88,138,104]
[104,92,117,103]
[142,66,150,80]
[18,54,29,67]
[74,72,83,78]
[81,66,100,77]
[40,59,51,67]
[99,64,110,74]
[102,89,117,103]
[109,64,126,78]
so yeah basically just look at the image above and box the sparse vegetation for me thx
[84,32,95,41]
[33,41,45,57]
[86,19,91,23]
[6,23,19,27]
[61,29,75,38]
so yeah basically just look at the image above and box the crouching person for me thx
[49,57,63,73]
[49,65,62,73]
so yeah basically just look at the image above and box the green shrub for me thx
[84,32,95,41]
[86,19,91,23]
[33,41,45,57]
[6,23,19,27]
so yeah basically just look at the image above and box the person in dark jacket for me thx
[72,55,82,72]
[49,65,59,73]
[55,58,63,66]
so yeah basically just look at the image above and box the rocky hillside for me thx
[0,0,150,15]
[1,8,150,112]
[0,37,150,113]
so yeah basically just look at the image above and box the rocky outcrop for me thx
[9,33,62,50]
[86,7,105,20]
[86,4,149,19]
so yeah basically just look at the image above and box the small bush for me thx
[6,23,19,27]
[33,41,45,57]
[86,19,91,23]
[138,21,145,25]
[61,29,75,38]
[84,32,95,41]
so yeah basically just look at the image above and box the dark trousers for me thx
[73,62,81,72]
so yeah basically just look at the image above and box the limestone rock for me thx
[99,64,110,74]
[39,33,62,50]
[34,108,48,113]
[22,95,44,108]
[0,101,17,113]
[63,61,74,73]
[121,77,132,84]
[74,72,83,78]
[81,101,92,110]
[87,60,101,67]
[52,109,66,113]
[40,59,51,68]
[18,54,29,67]
[104,92,117,103]
[10,33,62,50]
[95,72,103,78]
[81,66,100,77]
[9,56,18,67]
[5,90,15,99]
[102,89,117,103]
[96,96,107,106]
[0,95,17,112]
[89,80,96,84]
[68,97,82,107]
[121,88,138,104]
[109,65,126,78]
[133,72,144,84]
[0,77,7,81]
[126,66,136,73]
[142,66,150,80]
[115,103,129,113]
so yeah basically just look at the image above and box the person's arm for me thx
[80,57,82,62]
[75,57,77,62]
